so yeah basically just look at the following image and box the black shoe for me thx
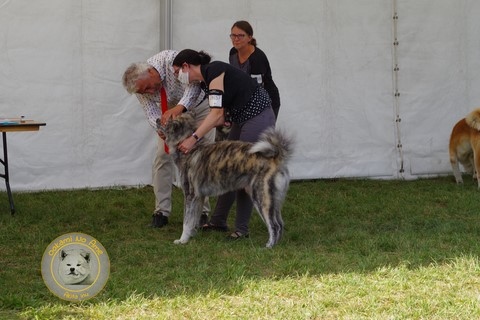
[200,213,208,226]
[227,231,249,240]
[151,213,169,228]
[200,222,229,232]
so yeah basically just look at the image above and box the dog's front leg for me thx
[174,194,204,245]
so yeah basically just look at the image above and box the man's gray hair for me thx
[122,62,152,94]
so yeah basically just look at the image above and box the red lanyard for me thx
[160,87,169,154]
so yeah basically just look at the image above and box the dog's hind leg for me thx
[264,205,284,249]
[250,191,273,248]
[268,171,289,247]
[450,155,464,184]
[473,146,480,189]
[251,182,284,249]
[174,195,205,245]
[269,191,287,248]
[254,204,275,248]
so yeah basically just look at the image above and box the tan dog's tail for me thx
[465,108,480,131]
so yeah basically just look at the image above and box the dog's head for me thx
[58,249,91,285]
[160,112,197,150]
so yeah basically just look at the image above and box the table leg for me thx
[0,132,15,215]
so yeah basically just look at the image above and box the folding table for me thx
[0,119,46,214]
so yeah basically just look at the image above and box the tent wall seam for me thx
[392,0,404,178]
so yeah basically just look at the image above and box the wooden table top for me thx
[0,119,46,132]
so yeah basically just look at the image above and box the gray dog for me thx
[160,112,293,248]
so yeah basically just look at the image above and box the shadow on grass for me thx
[1,177,480,311]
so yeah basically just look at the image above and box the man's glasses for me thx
[229,34,246,40]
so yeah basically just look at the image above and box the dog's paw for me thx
[173,239,188,245]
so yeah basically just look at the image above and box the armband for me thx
[192,132,202,142]
[208,89,223,108]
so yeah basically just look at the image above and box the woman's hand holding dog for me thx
[178,136,196,154]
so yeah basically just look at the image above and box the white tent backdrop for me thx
[1,0,479,191]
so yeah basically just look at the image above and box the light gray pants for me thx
[152,99,214,217]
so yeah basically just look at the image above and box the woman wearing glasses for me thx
[229,20,281,120]
[170,49,276,240]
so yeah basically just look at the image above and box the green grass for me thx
[2,177,480,319]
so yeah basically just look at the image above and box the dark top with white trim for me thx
[201,61,271,123]
[229,47,280,115]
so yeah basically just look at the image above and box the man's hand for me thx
[161,104,186,126]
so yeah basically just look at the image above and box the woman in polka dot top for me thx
[171,49,276,240]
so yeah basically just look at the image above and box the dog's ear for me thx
[183,111,195,122]
[78,249,91,262]
[181,112,197,130]
[60,250,67,261]
[169,118,181,131]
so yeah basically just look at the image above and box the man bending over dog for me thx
[122,50,215,228]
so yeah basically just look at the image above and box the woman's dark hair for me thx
[232,20,257,47]
[172,49,212,67]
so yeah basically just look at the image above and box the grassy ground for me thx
[1,177,480,319]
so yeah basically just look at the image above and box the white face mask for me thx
[177,69,190,85]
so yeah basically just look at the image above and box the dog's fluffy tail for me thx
[249,127,293,162]
[465,108,480,131]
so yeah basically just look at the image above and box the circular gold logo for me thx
[41,232,110,301]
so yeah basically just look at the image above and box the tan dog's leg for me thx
[450,154,463,184]
[472,143,480,188]
[449,120,465,184]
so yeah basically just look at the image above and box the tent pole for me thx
[160,0,172,51]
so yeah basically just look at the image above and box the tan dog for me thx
[449,108,480,187]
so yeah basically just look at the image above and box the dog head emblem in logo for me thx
[42,232,110,301]
[58,248,93,285]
